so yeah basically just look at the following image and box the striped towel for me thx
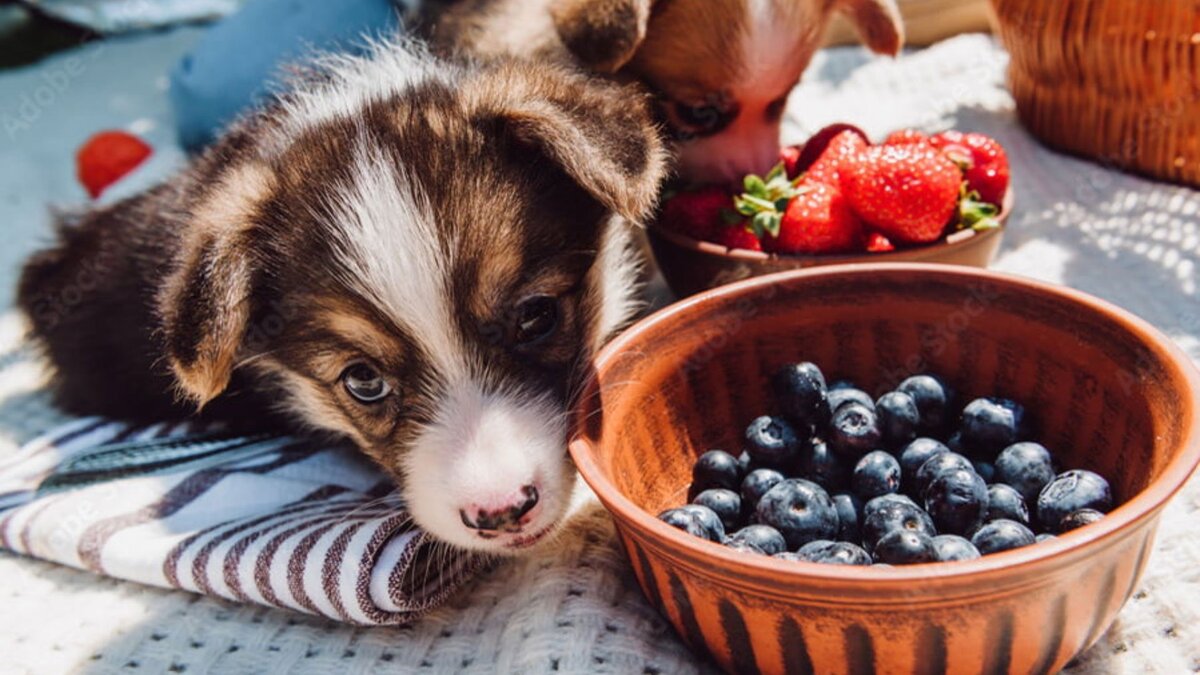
[0,418,488,625]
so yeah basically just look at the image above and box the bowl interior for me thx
[576,265,1195,525]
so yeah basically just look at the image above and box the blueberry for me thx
[861,497,936,553]
[973,460,996,483]
[740,468,786,513]
[692,489,742,532]
[756,479,839,549]
[970,519,1036,554]
[1035,533,1057,544]
[924,468,988,536]
[772,551,804,562]
[984,483,1029,525]
[875,391,920,448]
[946,432,966,456]
[744,416,803,466]
[994,442,1056,503]
[795,440,850,492]
[1037,470,1113,533]
[796,540,872,566]
[832,493,864,543]
[873,530,937,564]
[914,452,975,500]
[737,451,753,475]
[827,387,875,415]
[828,379,857,391]
[852,450,901,501]
[771,362,831,432]
[691,449,743,496]
[724,540,768,555]
[1058,508,1105,533]
[897,374,953,434]
[931,534,981,562]
[726,524,787,555]
[899,438,950,491]
[960,397,1027,458]
[863,492,919,517]
[827,402,882,458]
[658,505,725,542]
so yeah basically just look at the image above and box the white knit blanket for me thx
[1,32,1198,674]
[0,421,483,626]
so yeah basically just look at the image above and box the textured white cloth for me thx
[1,32,1199,675]
[0,421,484,626]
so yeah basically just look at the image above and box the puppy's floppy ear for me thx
[470,66,669,223]
[550,0,655,73]
[159,163,274,408]
[837,0,905,56]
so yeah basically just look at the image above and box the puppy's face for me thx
[552,0,903,184]
[160,49,666,554]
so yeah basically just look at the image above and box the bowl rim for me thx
[647,188,1013,264]
[569,263,1200,588]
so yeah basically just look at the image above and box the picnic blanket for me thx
[0,419,485,626]
[2,31,1200,675]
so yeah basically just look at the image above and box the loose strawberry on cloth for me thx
[0,419,486,625]
[76,131,153,198]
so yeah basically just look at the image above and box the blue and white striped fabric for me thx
[0,419,486,625]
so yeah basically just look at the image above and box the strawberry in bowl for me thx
[648,124,1013,297]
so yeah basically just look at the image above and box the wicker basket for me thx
[991,0,1200,188]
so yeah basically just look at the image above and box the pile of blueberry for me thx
[657,363,1115,566]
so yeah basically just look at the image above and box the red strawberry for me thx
[841,145,962,244]
[660,186,734,241]
[930,131,1010,205]
[780,145,803,178]
[865,231,896,252]
[792,123,869,178]
[804,130,869,187]
[883,129,930,147]
[713,225,763,251]
[768,181,863,254]
[76,130,153,199]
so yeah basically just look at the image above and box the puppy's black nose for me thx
[459,485,540,533]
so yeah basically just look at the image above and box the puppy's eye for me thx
[513,295,559,345]
[671,99,738,137]
[342,364,392,403]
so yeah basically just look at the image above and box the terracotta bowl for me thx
[569,264,1200,675]
[648,191,1013,298]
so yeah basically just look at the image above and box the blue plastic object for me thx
[169,0,402,151]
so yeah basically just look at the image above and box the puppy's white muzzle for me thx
[402,381,575,553]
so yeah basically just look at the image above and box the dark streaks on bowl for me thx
[1031,594,1069,675]
[843,623,876,675]
[914,623,948,675]
[981,610,1015,675]
[718,598,760,675]
[777,617,815,675]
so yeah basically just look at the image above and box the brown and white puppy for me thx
[419,0,904,184]
[17,40,667,554]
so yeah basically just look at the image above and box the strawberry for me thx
[841,145,962,244]
[734,165,863,254]
[883,129,930,147]
[76,130,153,199]
[792,123,869,178]
[865,232,896,253]
[779,145,803,179]
[930,131,1010,205]
[804,130,868,187]
[713,225,763,251]
[660,186,734,241]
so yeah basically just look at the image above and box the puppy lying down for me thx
[17,41,667,554]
